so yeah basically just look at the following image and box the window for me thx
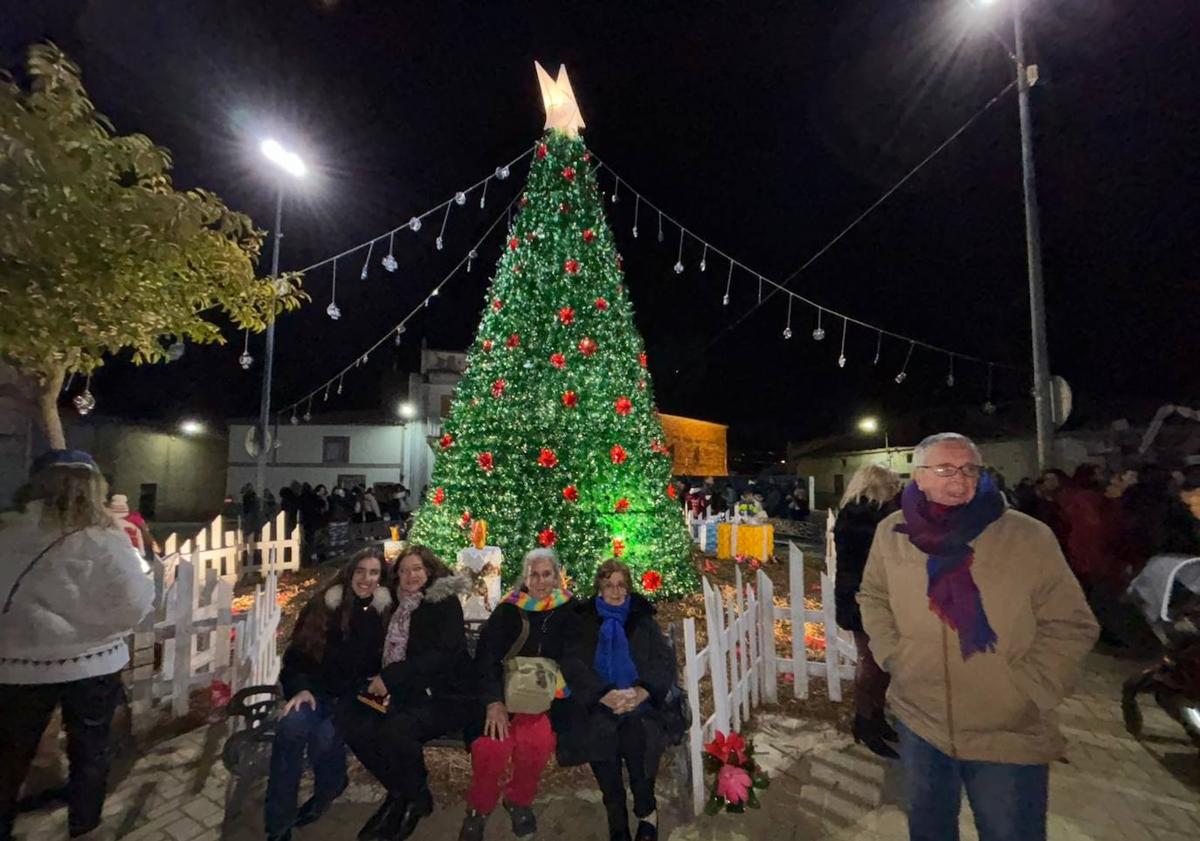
[138,483,157,519]
[907,453,914,463]
[337,474,367,490]
[833,474,845,497]
[323,436,350,465]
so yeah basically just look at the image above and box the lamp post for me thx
[255,139,306,502]
[974,0,1054,470]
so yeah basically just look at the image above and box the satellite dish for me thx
[1050,375,1072,428]
[244,426,274,457]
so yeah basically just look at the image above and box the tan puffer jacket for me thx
[858,507,1098,764]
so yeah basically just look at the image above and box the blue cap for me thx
[31,449,99,474]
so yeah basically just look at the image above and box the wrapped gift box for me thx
[716,523,774,561]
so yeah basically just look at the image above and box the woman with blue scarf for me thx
[555,560,676,841]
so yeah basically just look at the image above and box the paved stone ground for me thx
[15,651,1198,841]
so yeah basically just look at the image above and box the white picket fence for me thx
[126,554,282,725]
[679,538,858,814]
[160,510,301,585]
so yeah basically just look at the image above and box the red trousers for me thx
[466,713,556,814]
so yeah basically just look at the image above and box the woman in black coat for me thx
[557,560,677,841]
[266,548,393,841]
[338,546,472,841]
[833,463,901,759]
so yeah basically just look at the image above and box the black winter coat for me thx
[466,596,600,743]
[279,584,393,701]
[554,594,677,768]
[834,497,900,633]
[379,574,474,706]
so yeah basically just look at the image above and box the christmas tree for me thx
[408,66,696,598]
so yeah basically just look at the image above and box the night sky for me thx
[4,0,1197,455]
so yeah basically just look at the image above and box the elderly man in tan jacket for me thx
[859,433,1098,841]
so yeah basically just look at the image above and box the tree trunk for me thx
[37,366,67,449]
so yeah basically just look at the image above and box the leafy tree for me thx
[0,43,304,447]
[409,129,696,598]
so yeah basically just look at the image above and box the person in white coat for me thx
[0,450,154,841]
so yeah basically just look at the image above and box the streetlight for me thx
[970,0,1054,470]
[857,416,889,451]
[397,401,417,420]
[179,419,204,436]
[255,137,306,502]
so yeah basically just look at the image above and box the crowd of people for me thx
[674,476,811,521]
[266,545,682,841]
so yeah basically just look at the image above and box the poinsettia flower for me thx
[492,298,503,311]
[550,352,567,370]
[716,764,752,805]
[704,730,748,765]
[477,452,494,472]
[506,333,521,349]
[558,306,575,325]
[508,237,519,251]
[582,228,595,243]
[614,498,630,513]
[666,484,677,499]
[459,510,472,527]
[439,434,454,450]
[612,538,626,558]
[482,339,494,352]
[703,559,719,575]
[538,527,557,547]
[564,258,580,275]
[537,448,558,469]
[610,444,627,464]
[432,487,445,505]
[614,396,633,416]
[638,352,648,368]
[562,485,579,502]
[562,165,576,181]
[578,336,598,356]
[536,142,548,159]
[562,390,578,408]
[491,378,506,398]
[595,297,609,311]
[641,569,662,592]
[749,557,762,571]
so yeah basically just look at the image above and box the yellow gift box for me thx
[716,523,774,561]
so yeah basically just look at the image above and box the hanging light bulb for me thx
[946,356,956,387]
[327,260,341,319]
[73,377,95,416]
[699,244,708,272]
[290,410,299,425]
[166,339,185,362]
[983,400,997,414]
[303,399,312,422]
[467,248,478,272]
[360,240,374,280]
[632,196,640,239]
[783,297,794,339]
[895,341,915,385]
[838,354,847,368]
[783,326,793,340]
[479,180,489,209]
[454,191,466,206]
[495,165,510,180]
[239,350,254,370]
[812,310,826,342]
[382,231,398,272]
[674,229,685,273]
[722,263,733,307]
[894,371,908,384]
[408,216,422,232]
[836,318,847,369]
[611,178,621,204]
[326,302,341,320]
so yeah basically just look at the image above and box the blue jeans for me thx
[897,720,1048,841]
[264,696,347,835]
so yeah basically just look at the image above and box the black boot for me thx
[876,715,899,744]
[357,794,403,841]
[457,809,487,841]
[503,801,538,837]
[634,819,658,841]
[852,714,899,760]
[383,789,433,841]
[295,780,347,828]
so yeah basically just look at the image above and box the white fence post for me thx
[682,617,706,816]
[702,578,731,736]
[756,569,778,704]
[788,542,808,699]
[821,570,843,702]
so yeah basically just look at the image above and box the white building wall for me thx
[227,422,422,496]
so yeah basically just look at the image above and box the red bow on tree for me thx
[562,485,579,502]
[610,444,627,464]
[539,527,558,547]
[439,434,454,450]
[550,352,567,370]
[641,569,662,593]
[432,487,446,505]
[537,448,558,469]
[558,306,575,325]
[614,396,633,416]
[477,452,494,472]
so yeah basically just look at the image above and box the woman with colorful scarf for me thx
[457,549,598,841]
[858,433,1098,841]
[338,546,472,841]
[556,560,677,841]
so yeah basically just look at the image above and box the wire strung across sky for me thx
[272,79,1021,420]
[592,78,1022,378]
[275,197,519,423]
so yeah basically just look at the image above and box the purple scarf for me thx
[894,474,1005,660]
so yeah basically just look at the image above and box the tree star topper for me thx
[535,61,585,137]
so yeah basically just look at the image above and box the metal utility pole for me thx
[255,187,284,503]
[1013,0,1054,470]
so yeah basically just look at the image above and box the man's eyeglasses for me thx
[916,464,985,479]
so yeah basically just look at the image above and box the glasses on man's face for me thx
[917,464,984,479]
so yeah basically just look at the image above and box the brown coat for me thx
[858,507,1098,764]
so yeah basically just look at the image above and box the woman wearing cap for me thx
[0,450,155,841]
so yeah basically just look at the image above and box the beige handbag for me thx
[502,611,562,714]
